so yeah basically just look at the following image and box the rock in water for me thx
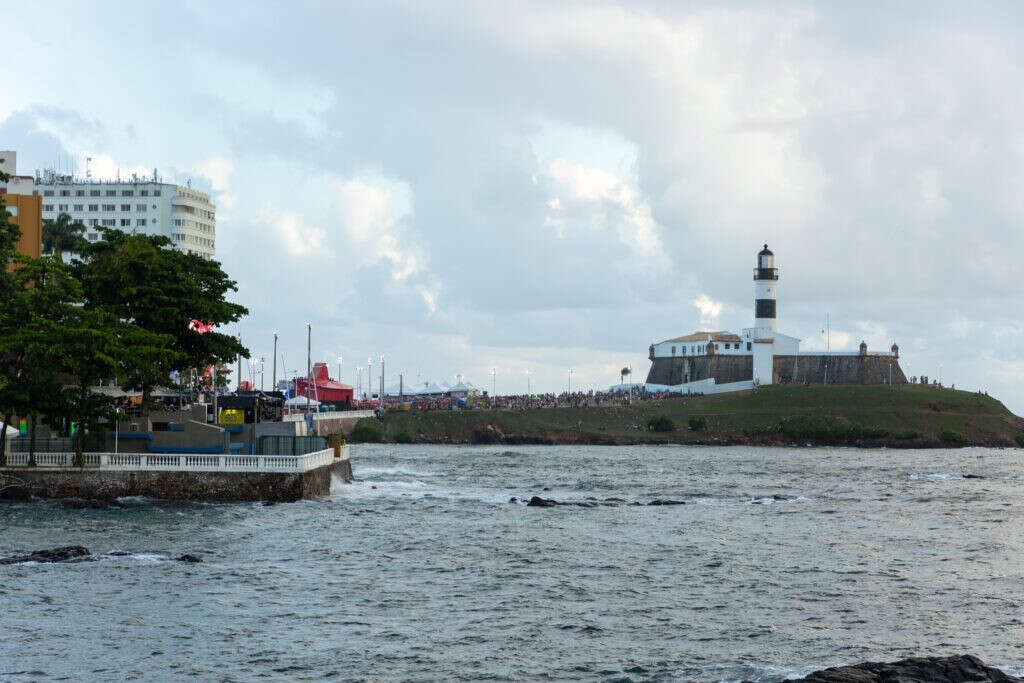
[177,554,203,563]
[526,496,558,507]
[0,546,91,565]
[788,655,1022,683]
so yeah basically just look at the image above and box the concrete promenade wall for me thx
[0,458,353,503]
[646,353,908,386]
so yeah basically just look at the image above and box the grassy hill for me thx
[372,385,1024,448]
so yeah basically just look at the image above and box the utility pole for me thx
[260,357,265,391]
[306,323,312,415]
[399,373,403,400]
[367,357,373,398]
[568,368,574,394]
[272,331,278,390]
[237,333,242,391]
[491,367,496,409]
[380,355,385,404]
[526,369,531,396]
[212,364,218,424]
[337,356,343,384]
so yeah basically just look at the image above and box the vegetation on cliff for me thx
[377,384,1024,448]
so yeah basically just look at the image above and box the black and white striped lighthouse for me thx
[753,244,778,333]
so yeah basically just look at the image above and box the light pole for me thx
[367,357,373,399]
[380,355,385,403]
[568,368,574,394]
[306,323,312,414]
[356,366,362,398]
[272,331,278,389]
[337,356,343,383]
[491,367,496,408]
[525,369,531,396]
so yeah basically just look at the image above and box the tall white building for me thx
[0,151,216,259]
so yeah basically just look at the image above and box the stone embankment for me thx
[0,449,354,503]
[776,654,1021,682]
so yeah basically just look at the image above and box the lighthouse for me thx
[753,244,778,334]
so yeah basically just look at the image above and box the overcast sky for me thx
[4,1,1023,413]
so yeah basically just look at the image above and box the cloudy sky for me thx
[4,1,1023,413]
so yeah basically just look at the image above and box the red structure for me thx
[295,362,354,406]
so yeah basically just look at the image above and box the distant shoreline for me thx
[364,385,1024,449]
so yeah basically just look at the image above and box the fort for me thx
[644,245,907,391]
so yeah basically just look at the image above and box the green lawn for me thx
[379,385,1024,447]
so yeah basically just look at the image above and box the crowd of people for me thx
[383,387,706,413]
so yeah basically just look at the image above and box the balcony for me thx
[753,267,779,281]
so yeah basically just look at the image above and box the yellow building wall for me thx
[1,192,42,258]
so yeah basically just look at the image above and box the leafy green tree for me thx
[73,229,248,413]
[42,212,86,262]
[0,175,24,462]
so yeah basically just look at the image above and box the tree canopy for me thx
[41,212,86,262]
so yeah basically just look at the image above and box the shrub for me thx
[688,416,707,432]
[778,415,888,443]
[351,419,383,443]
[939,428,965,445]
[393,430,414,444]
[647,416,675,432]
[1015,431,1024,447]
[893,429,919,440]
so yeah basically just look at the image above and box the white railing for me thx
[283,409,376,422]
[1,447,342,473]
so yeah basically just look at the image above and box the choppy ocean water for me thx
[2,445,1024,682]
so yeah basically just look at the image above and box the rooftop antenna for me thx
[86,157,92,180]
[153,168,158,182]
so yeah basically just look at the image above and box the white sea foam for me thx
[356,466,445,478]
[908,472,963,481]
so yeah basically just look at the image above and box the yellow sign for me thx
[218,409,244,425]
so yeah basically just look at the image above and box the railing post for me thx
[100,453,109,468]
[179,455,185,468]
[219,455,226,468]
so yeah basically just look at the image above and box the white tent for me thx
[285,395,320,407]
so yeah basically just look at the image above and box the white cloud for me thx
[257,204,331,259]
[692,294,724,327]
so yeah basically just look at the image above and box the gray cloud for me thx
[3,2,1022,412]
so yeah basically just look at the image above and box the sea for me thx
[2,444,1023,682]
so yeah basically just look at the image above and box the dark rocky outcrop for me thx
[0,546,91,564]
[526,496,558,507]
[1,547,206,565]
[784,655,1021,683]
[647,499,687,506]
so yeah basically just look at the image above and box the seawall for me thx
[0,457,353,504]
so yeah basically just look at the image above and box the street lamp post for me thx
[380,355,385,404]
[491,367,496,409]
[568,368,574,394]
[272,331,278,389]
[525,369,531,396]
[367,357,373,399]
[337,356,343,383]
[306,323,312,415]
[356,366,362,398]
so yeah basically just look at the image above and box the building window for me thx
[88,219,98,226]
[153,190,161,196]
[681,346,686,355]
[102,219,115,226]
[136,204,147,211]
[60,190,70,196]
[139,190,148,196]
[119,204,130,211]
[88,233,98,241]
[90,190,100,196]
[122,190,133,196]
[102,204,115,211]
[76,190,85,197]
[43,204,54,211]
[746,342,752,351]
[73,204,83,211]
[136,219,147,226]
[58,204,68,211]
[120,219,131,226]
[88,204,98,211]
[43,190,54,196]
